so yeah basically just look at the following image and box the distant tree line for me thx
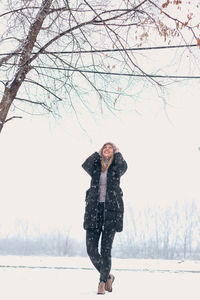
[114,199,200,260]
[0,230,86,257]
[0,199,199,259]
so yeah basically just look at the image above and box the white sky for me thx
[0,77,200,241]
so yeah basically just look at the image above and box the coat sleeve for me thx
[114,152,128,177]
[82,152,100,176]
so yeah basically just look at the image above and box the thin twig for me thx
[4,116,22,123]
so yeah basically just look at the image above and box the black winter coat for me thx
[82,152,128,232]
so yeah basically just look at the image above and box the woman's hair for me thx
[100,142,115,172]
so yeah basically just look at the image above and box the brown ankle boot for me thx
[105,274,115,292]
[97,281,106,295]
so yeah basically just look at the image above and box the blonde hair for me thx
[101,156,113,172]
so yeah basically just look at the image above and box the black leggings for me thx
[86,203,116,283]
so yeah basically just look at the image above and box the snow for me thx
[0,256,199,300]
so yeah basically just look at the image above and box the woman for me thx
[82,142,128,295]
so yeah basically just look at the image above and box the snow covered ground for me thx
[0,256,199,300]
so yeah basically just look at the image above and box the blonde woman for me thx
[82,142,128,294]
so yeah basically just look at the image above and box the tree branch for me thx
[90,1,148,23]
[4,116,22,124]
[83,0,160,85]
[0,46,22,68]
[24,78,63,102]
[148,0,197,37]
[15,97,53,112]
[28,2,148,65]
[0,7,40,18]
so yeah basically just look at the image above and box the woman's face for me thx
[102,144,114,158]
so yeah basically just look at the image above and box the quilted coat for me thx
[82,151,128,232]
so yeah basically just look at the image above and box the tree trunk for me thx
[0,0,53,133]
[0,67,30,133]
[0,86,20,133]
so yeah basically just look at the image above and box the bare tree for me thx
[0,0,199,133]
